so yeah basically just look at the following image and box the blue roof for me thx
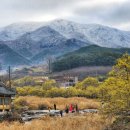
[0,82,16,95]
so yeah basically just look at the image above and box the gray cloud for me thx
[73,0,130,27]
[0,0,79,26]
[1,0,77,13]
[0,0,130,30]
[105,2,130,24]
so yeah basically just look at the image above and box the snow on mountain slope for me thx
[5,26,67,57]
[0,22,46,41]
[79,24,130,48]
[49,19,130,48]
[4,24,92,63]
[1,19,130,48]
[49,19,88,42]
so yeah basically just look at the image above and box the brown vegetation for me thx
[14,96,100,110]
[0,114,113,130]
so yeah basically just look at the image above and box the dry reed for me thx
[15,96,100,110]
[0,114,112,130]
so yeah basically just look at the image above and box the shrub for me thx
[38,104,48,110]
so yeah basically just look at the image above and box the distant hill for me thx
[52,45,130,71]
[0,43,31,68]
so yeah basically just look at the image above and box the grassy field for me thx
[0,114,113,130]
[14,96,100,110]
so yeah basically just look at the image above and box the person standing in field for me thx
[48,107,51,112]
[54,104,56,110]
[75,104,79,113]
[69,104,73,113]
[65,105,69,113]
[60,110,63,117]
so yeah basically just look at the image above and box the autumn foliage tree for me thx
[99,53,130,114]
[76,77,99,90]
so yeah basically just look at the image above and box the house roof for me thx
[0,82,16,96]
[51,76,77,82]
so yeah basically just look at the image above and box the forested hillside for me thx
[52,45,130,71]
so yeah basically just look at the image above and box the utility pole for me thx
[0,63,2,70]
[95,70,98,78]
[0,63,1,82]
[48,58,51,74]
[46,56,52,74]
[8,66,11,88]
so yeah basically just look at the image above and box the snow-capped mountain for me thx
[0,19,130,68]
[5,25,91,62]
[1,19,130,48]
[0,22,45,41]
[5,26,67,57]
[49,19,130,48]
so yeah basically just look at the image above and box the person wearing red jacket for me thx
[69,104,73,113]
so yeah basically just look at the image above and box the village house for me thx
[34,76,49,85]
[51,76,78,88]
[0,82,16,112]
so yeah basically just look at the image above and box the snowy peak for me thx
[1,19,130,48]
[5,26,67,58]
[28,26,66,42]
[0,22,46,41]
[78,24,130,48]
[48,19,130,48]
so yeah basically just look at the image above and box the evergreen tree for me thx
[99,53,130,114]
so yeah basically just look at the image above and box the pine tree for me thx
[99,53,130,114]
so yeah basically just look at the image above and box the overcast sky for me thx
[0,0,130,30]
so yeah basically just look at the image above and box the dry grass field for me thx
[14,96,100,110]
[0,97,114,130]
[0,114,113,130]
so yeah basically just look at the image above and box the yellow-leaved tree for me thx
[99,53,130,114]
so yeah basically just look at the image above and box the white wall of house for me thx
[59,77,78,88]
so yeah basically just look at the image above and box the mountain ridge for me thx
[0,19,130,68]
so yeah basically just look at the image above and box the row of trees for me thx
[16,76,100,98]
